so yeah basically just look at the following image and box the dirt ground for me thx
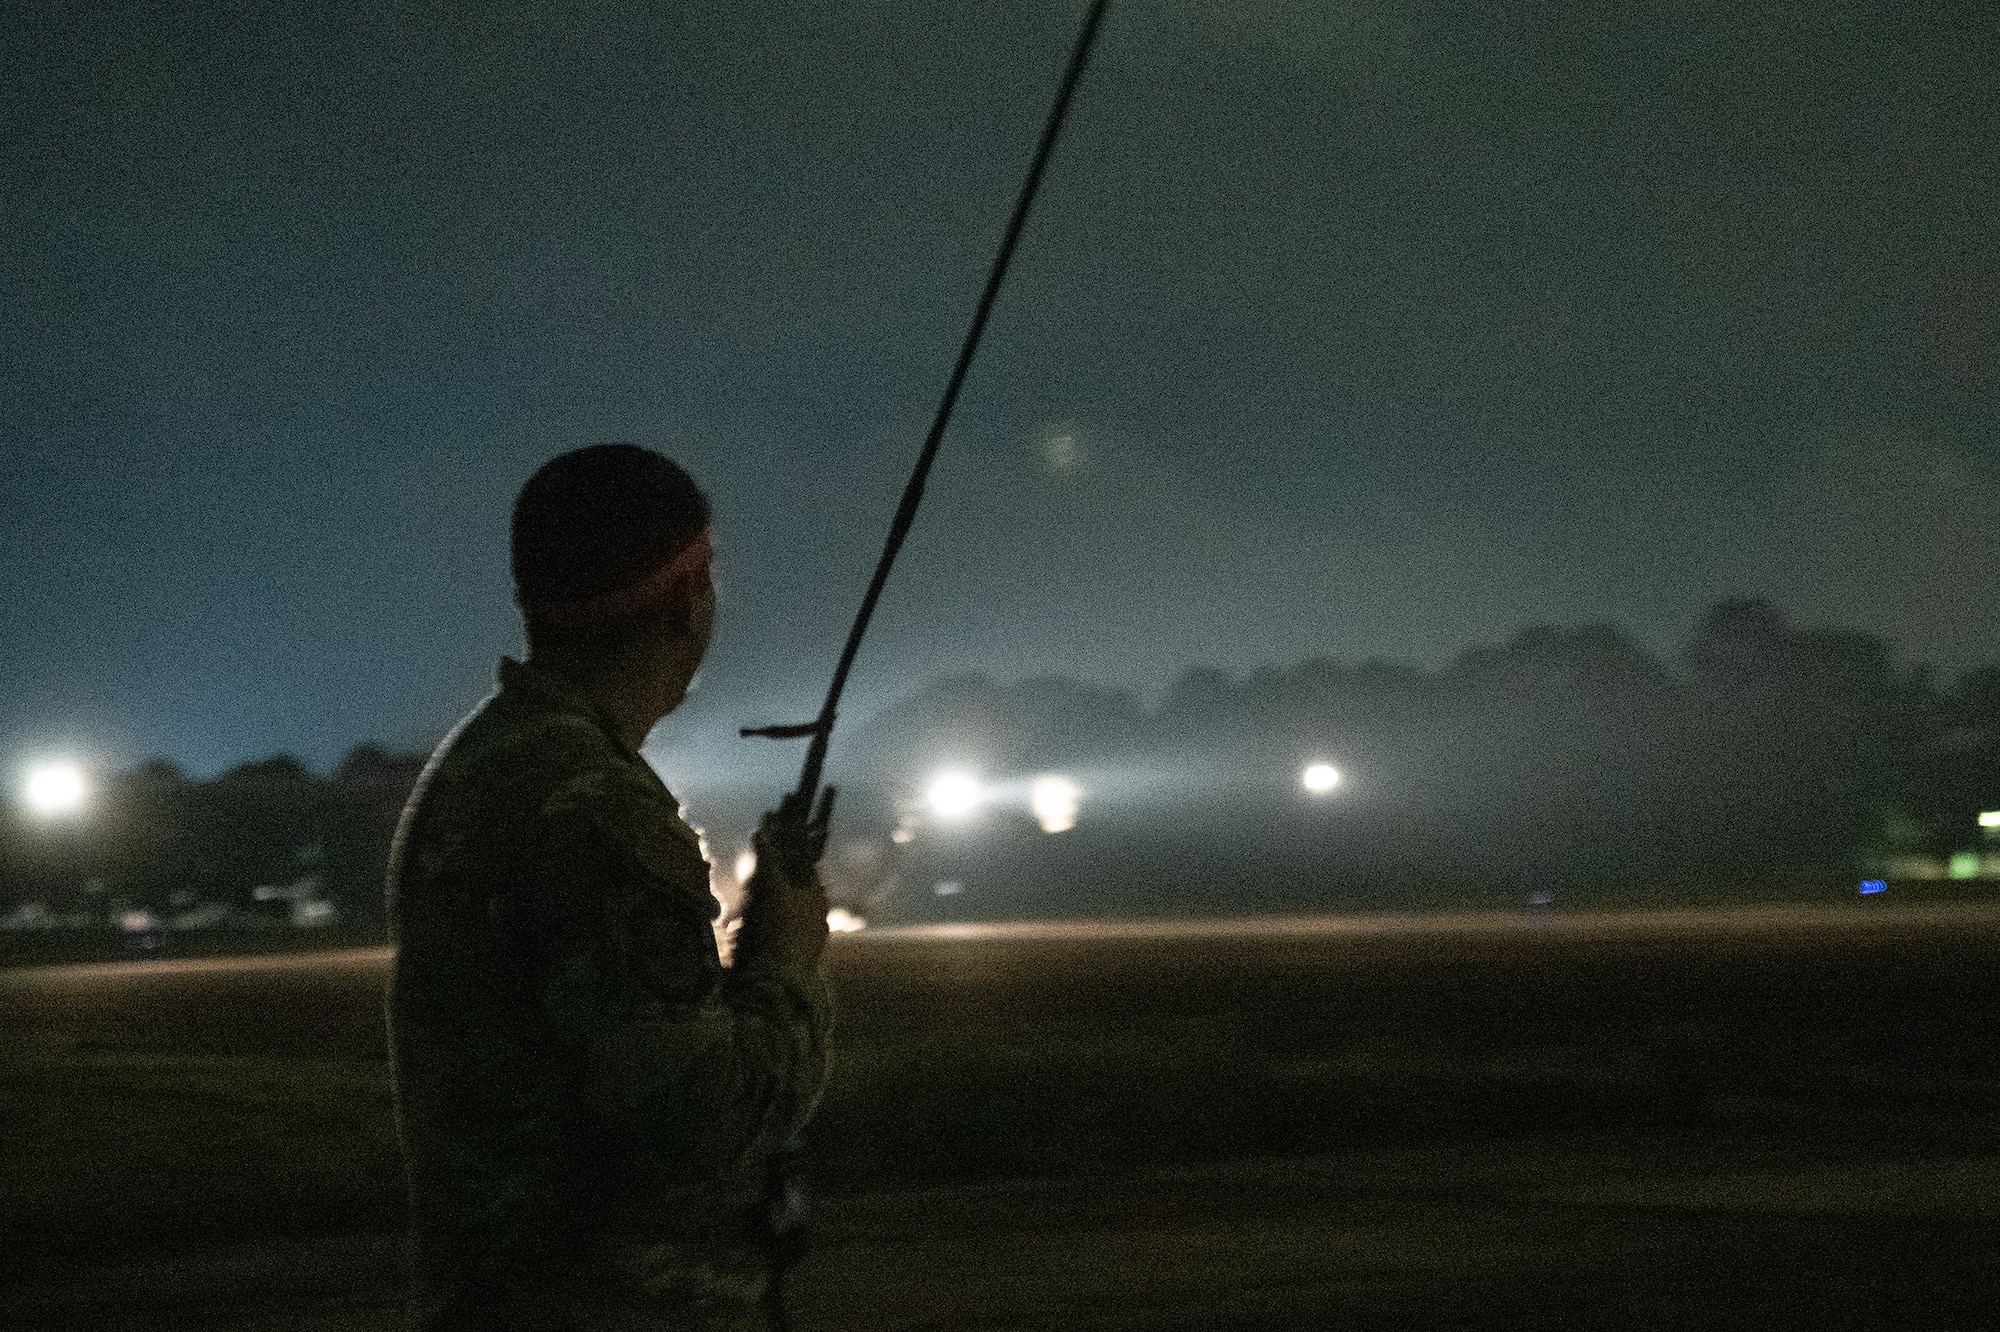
[6,904,2000,1330]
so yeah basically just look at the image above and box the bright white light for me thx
[924,770,983,822]
[1030,775,1082,834]
[826,907,867,933]
[733,849,758,884]
[1980,810,2000,829]
[24,762,88,817]
[1301,762,1342,795]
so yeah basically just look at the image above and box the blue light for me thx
[1859,879,1887,895]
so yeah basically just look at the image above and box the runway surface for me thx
[10,897,1999,982]
[9,901,2000,1329]
[7,899,1997,1060]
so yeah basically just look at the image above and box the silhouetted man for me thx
[387,444,831,1331]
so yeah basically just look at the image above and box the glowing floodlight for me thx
[733,849,757,885]
[1030,775,1081,833]
[1979,810,2000,829]
[24,762,89,818]
[924,770,983,822]
[1300,762,1342,795]
[826,907,867,933]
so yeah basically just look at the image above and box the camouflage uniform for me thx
[387,658,831,1331]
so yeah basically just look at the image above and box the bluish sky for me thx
[4,0,1995,788]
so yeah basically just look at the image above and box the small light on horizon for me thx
[1978,810,2000,829]
[24,761,89,818]
[1301,762,1341,795]
[924,770,983,822]
[1030,775,1081,833]
[1859,879,1887,895]
[827,907,867,933]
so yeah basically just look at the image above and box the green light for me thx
[1948,852,1982,880]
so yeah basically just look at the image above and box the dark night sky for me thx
[4,0,1995,790]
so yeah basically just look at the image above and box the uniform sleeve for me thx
[505,764,832,1184]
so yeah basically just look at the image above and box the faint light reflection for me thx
[1030,775,1081,833]
[1042,429,1082,476]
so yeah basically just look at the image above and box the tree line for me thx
[3,600,1995,931]
[0,745,422,934]
[833,599,1999,914]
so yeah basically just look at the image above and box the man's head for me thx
[512,445,716,707]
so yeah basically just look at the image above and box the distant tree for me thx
[1426,622,1684,879]
[1918,664,2000,849]
[322,744,427,927]
[186,756,323,909]
[1153,667,1241,753]
[96,760,199,909]
[1679,599,1906,875]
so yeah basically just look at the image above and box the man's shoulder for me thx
[395,666,711,915]
[460,697,705,885]
[415,692,624,825]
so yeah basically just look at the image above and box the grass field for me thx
[5,903,2000,1329]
